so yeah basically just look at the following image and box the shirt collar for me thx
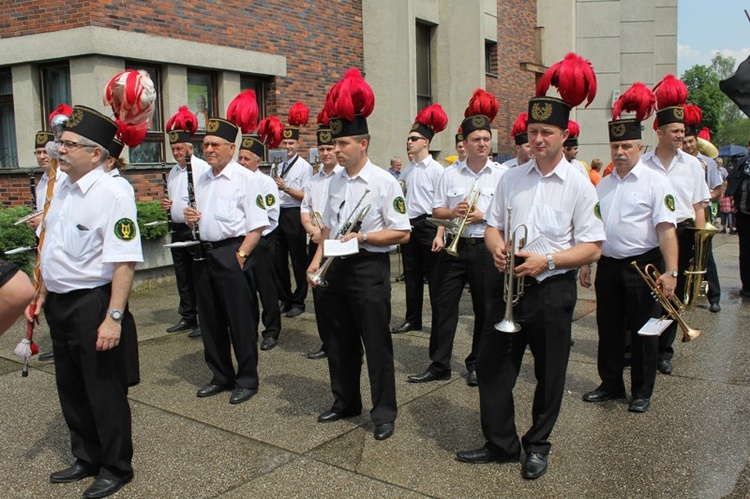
[320,164,342,178]
[342,160,374,184]
[459,158,493,176]
[614,160,645,181]
[528,156,569,180]
[209,161,238,180]
[72,165,106,194]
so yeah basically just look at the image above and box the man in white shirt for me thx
[563,119,590,178]
[502,112,532,169]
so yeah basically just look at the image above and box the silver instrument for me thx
[14,210,43,226]
[494,207,528,333]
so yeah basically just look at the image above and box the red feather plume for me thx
[683,103,702,127]
[288,102,310,127]
[116,119,147,148]
[698,127,711,141]
[103,69,156,126]
[317,109,330,126]
[48,104,72,125]
[227,90,259,134]
[653,74,687,109]
[464,89,499,122]
[323,68,375,121]
[612,82,656,121]
[536,52,597,108]
[510,112,528,137]
[414,104,448,134]
[166,106,198,134]
[258,116,284,149]
[567,119,580,137]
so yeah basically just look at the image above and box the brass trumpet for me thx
[445,183,481,257]
[631,262,700,342]
[495,207,528,333]
[307,189,371,287]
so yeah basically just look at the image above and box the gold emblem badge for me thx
[169,131,179,143]
[673,107,684,120]
[242,137,254,149]
[265,194,276,207]
[319,131,332,143]
[114,218,137,241]
[207,120,219,133]
[36,133,47,145]
[66,109,84,128]
[393,196,406,215]
[664,194,676,212]
[256,194,265,210]
[611,123,626,138]
[330,119,343,136]
[531,102,553,121]
[411,123,419,131]
[594,202,602,220]
[472,116,488,128]
[283,129,293,139]
[456,133,464,142]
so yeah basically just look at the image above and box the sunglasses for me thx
[407,136,425,142]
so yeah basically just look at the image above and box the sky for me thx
[678,0,750,76]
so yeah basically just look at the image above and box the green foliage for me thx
[718,119,750,148]
[0,206,37,275]
[136,201,168,240]
[682,64,725,137]
[711,53,736,80]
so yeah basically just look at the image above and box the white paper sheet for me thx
[637,317,673,336]
[324,238,359,257]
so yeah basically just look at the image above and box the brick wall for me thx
[487,0,537,155]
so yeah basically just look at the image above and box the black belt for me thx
[201,236,243,250]
[340,249,387,260]
[601,246,661,264]
[524,270,575,288]
[410,214,429,223]
[172,222,190,230]
[677,218,694,228]
[280,206,301,211]
[447,237,485,246]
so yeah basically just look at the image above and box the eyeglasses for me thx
[407,136,425,142]
[202,141,228,150]
[33,150,49,156]
[56,139,89,151]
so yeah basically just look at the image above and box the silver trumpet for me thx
[307,189,371,288]
[14,210,43,226]
[495,207,528,333]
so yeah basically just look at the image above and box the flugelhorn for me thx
[444,183,481,257]
[307,189,371,288]
[495,207,528,333]
[631,262,699,342]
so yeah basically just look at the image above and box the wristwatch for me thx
[362,232,369,244]
[107,309,123,322]
[237,249,249,259]
[665,270,679,277]
[545,253,555,271]
[283,187,291,193]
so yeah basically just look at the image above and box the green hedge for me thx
[136,201,169,240]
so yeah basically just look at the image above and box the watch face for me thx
[110,310,123,320]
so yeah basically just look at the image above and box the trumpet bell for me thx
[306,270,328,288]
[697,137,719,159]
[494,318,521,333]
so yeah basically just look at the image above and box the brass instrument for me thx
[495,207,528,333]
[14,210,44,226]
[307,189,371,287]
[444,183,481,257]
[683,221,719,310]
[270,157,282,179]
[631,262,700,342]
[308,201,324,229]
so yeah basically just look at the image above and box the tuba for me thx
[632,262,700,342]
[444,182,481,257]
[307,189,371,287]
[494,207,528,333]
[683,221,719,310]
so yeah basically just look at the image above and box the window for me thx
[416,22,433,111]
[0,69,17,168]
[125,63,164,164]
[485,40,498,77]
[40,63,71,127]
[240,74,267,119]
[187,69,216,131]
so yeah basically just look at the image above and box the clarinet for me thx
[161,164,175,234]
[185,154,206,261]
[29,173,40,244]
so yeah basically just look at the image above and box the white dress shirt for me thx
[278,154,313,208]
[401,154,443,219]
[597,161,677,259]
[433,159,507,238]
[302,165,343,228]
[41,166,143,294]
[167,155,210,224]
[642,148,710,223]
[486,157,606,280]
[251,169,280,236]
[108,169,135,199]
[697,152,723,190]
[322,160,411,253]
[571,158,589,178]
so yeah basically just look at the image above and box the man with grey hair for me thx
[388,156,403,179]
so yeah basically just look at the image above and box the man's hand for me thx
[160,197,172,211]
[431,233,444,253]
[24,296,43,324]
[514,251,547,278]
[579,265,592,288]
[310,227,323,245]
[306,260,321,288]
[657,273,676,299]
[236,253,247,269]
[26,214,42,231]
[466,207,484,224]
[96,316,122,352]
[491,243,507,272]
[274,177,287,191]
[183,207,201,224]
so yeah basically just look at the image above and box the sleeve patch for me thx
[114,218,137,241]
[664,194,676,212]
[256,194,266,210]
[593,202,602,220]
[393,196,406,214]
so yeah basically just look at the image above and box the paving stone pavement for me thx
[0,233,748,498]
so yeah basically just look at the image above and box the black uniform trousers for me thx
[169,223,198,323]
[738,211,750,292]
[308,240,328,352]
[193,238,259,390]
[477,271,577,458]
[45,284,134,482]
[704,238,721,305]
[659,221,694,360]
[273,207,308,310]
[595,248,662,399]
[401,216,438,324]
[317,253,396,425]
[251,235,281,340]
[428,237,500,374]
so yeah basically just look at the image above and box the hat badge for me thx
[531,102,553,121]
[207,120,219,133]
[611,123,626,138]
[330,119,343,135]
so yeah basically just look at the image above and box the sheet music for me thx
[520,235,555,282]
[637,317,673,336]
[324,238,359,257]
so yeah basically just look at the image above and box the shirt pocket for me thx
[62,222,97,260]
[537,206,570,239]
[447,187,466,207]
[214,196,239,223]
[620,192,650,223]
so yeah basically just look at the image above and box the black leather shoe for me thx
[197,383,231,398]
[374,422,395,440]
[83,477,131,499]
[260,337,278,351]
[395,273,405,283]
[279,302,291,313]
[307,348,327,360]
[656,358,673,375]
[318,410,360,423]
[709,302,721,313]
[628,397,651,412]
[466,370,478,386]
[285,307,304,318]
[166,318,197,333]
[188,326,202,338]
[522,452,548,479]
[49,462,97,483]
[390,322,422,334]
[582,387,626,403]
[407,369,450,383]
[229,387,257,404]
[38,350,55,361]
[456,447,518,464]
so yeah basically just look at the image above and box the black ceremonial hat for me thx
[64,105,118,148]
[205,118,238,144]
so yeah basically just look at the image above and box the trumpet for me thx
[307,189,371,288]
[308,201,324,229]
[631,262,700,342]
[495,207,528,333]
[444,183,481,257]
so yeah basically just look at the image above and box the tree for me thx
[682,64,725,137]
